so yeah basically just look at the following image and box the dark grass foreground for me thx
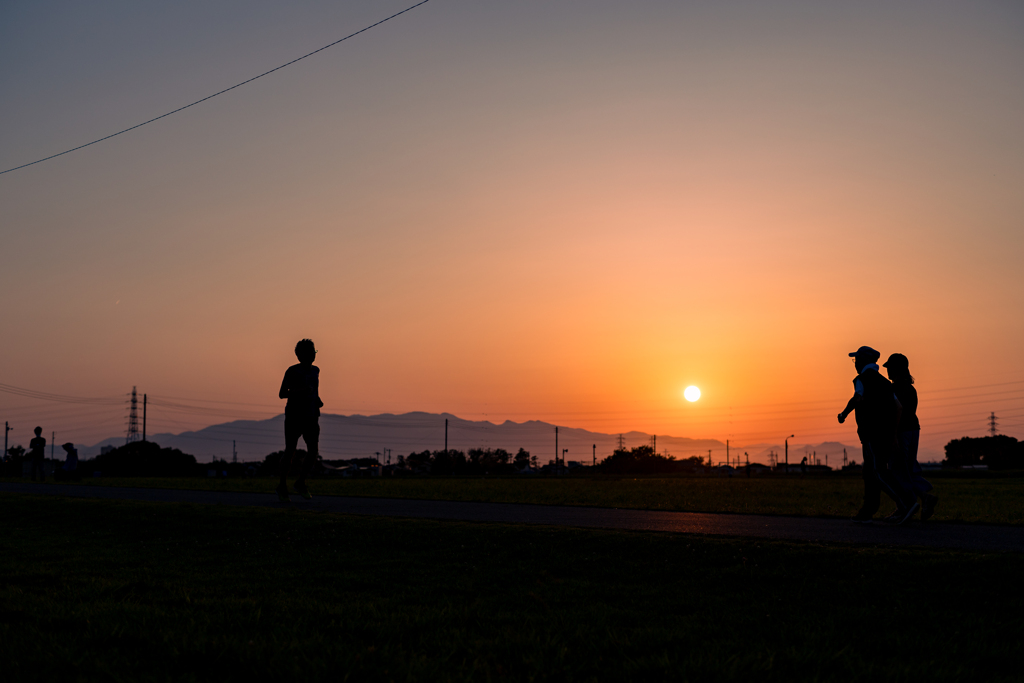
[1,495,1020,682]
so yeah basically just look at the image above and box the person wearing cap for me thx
[883,353,938,521]
[838,346,919,524]
[56,442,80,482]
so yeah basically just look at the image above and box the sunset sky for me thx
[2,1,1023,459]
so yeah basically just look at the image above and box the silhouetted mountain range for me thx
[77,412,863,466]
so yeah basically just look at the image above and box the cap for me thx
[883,353,908,369]
[848,346,880,362]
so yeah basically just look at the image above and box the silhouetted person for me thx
[56,442,80,482]
[28,426,46,481]
[884,353,938,521]
[277,339,323,501]
[838,346,918,524]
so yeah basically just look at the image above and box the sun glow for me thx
[684,386,701,402]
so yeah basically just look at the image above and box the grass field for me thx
[0,494,1020,682]
[10,474,1024,524]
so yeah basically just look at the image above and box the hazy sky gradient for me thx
[2,1,1023,457]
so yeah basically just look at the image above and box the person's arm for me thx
[279,369,291,400]
[838,393,860,423]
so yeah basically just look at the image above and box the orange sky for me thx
[2,1,1023,458]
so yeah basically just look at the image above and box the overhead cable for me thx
[0,0,433,176]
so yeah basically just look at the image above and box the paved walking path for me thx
[3,482,1022,552]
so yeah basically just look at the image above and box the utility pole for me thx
[592,444,596,467]
[745,452,750,477]
[444,418,448,453]
[785,435,794,473]
[989,412,998,437]
[232,440,237,464]
[726,440,729,466]
[51,431,55,459]
[4,421,10,457]
[555,427,559,467]
[843,448,847,467]
[707,449,712,467]
[651,434,656,452]
[562,448,568,469]
[142,394,147,442]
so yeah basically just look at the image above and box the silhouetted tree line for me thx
[598,445,704,474]
[81,441,198,477]
[399,447,533,475]
[943,436,1023,470]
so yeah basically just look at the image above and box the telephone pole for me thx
[726,440,730,466]
[555,427,559,467]
[142,394,147,442]
[4,421,10,457]
[784,435,794,473]
[232,440,237,464]
[989,412,998,437]
[51,431,55,459]
[592,444,596,467]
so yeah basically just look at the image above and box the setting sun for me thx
[684,386,701,402]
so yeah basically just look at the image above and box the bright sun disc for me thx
[684,386,701,402]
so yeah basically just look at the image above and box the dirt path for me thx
[4,482,1021,552]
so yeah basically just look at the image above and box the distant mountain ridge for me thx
[79,412,862,466]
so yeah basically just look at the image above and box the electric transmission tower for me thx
[617,434,625,450]
[126,387,140,445]
[989,412,998,437]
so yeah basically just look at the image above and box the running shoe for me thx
[882,509,904,524]
[892,500,921,526]
[851,510,874,524]
[294,481,312,500]
[921,493,939,521]
[276,484,289,502]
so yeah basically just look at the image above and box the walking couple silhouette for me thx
[839,346,938,525]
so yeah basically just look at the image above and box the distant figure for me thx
[838,346,918,524]
[56,442,80,482]
[28,426,46,482]
[277,339,323,501]
[800,456,807,474]
[884,353,938,521]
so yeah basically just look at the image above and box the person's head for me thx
[295,338,316,365]
[883,353,914,384]
[34,426,42,436]
[848,346,880,373]
[62,442,76,454]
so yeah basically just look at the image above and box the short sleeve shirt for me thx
[280,364,322,421]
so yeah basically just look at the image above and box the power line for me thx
[0,0,433,177]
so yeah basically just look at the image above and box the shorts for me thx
[284,415,320,453]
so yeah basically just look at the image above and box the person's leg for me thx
[859,441,881,518]
[902,430,932,495]
[280,417,300,494]
[873,439,917,514]
[295,422,319,492]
